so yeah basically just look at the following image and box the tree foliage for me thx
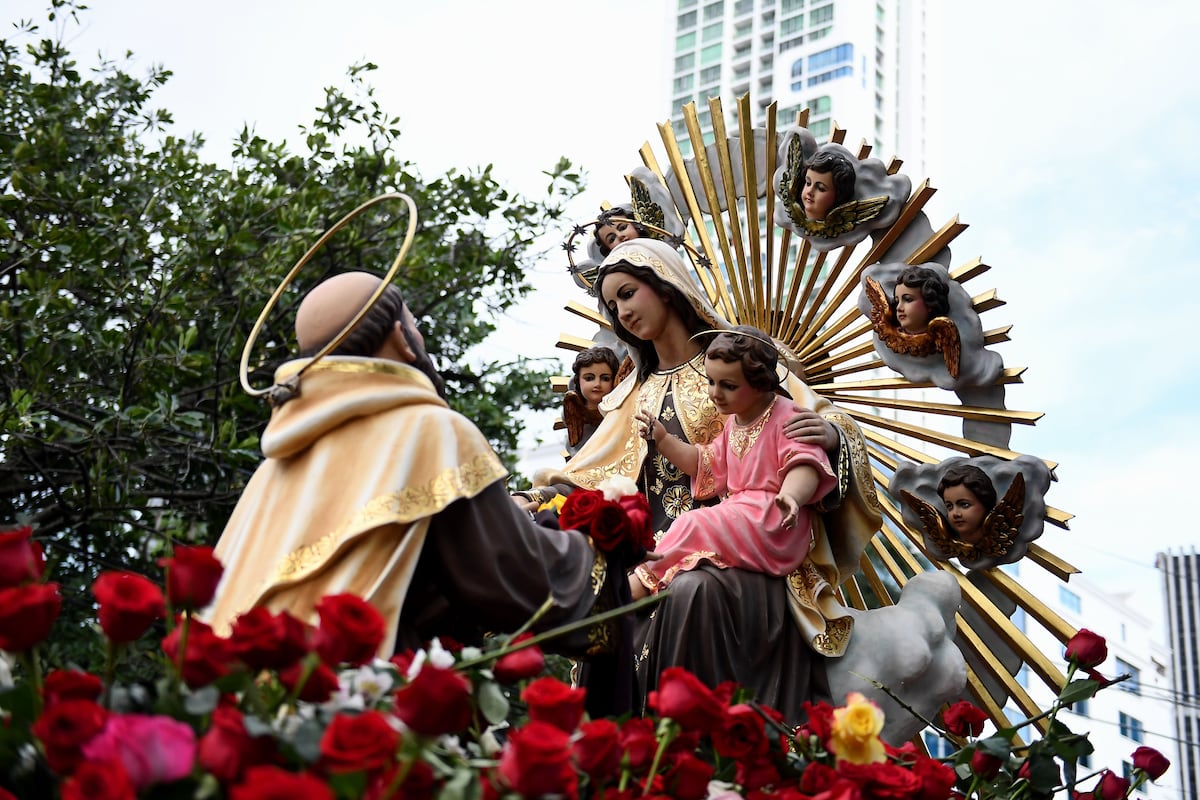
[0,1,581,655]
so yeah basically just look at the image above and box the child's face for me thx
[578,365,615,408]
[893,283,930,333]
[801,168,837,220]
[942,484,986,544]
[705,356,764,420]
[596,220,640,252]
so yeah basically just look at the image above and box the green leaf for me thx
[476,679,510,725]
[976,735,1013,758]
[1057,678,1100,705]
[438,766,482,800]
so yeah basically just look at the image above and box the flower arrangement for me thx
[0,522,1172,799]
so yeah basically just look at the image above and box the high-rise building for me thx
[667,0,929,174]
[1158,549,1199,800]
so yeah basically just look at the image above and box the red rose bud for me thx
[42,669,104,709]
[393,664,473,735]
[648,667,726,733]
[319,711,400,775]
[1096,769,1130,800]
[942,700,989,738]
[158,545,224,611]
[522,676,588,733]
[0,582,60,651]
[1131,745,1169,780]
[619,717,659,772]
[971,750,1003,780]
[229,607,310,671]
[1064,628,1107,668]
[92,571,165,644]
[314,593,386,666]
[492,632,545,683]
[572,718,622,779]
[0,525,44,587]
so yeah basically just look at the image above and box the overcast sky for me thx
[7,1,1199,626]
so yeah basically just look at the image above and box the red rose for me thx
[198,706,276,783]
[799,699,835,745]
[665,753,714,800]
[367,759,437,800]
[492,632,545,683]
[712,703,768,759]
[589,502,633,552]
[942,700,988,738]
[558,489,607,533]
[498,720,576,798]
[522,676,587,733]
[31,698,108,774]
[1096,770,1131,800]
[619,717,659,773]
[60,758,135,800]
[1131,745,1170,780]
[1064,629,1107,668]
[799,762,839,794]
[314,593,386,666]
[648,667,726,733]
[0,582,60,651]
[229,607,310,671]
[617,493,655,550]
[970,750,1003,779]
[735,753,781,792]
[319,711,400,775]
[280,659,340,703]
[0,525,44,587]
[43,669,104,709]
[393,664,472,735]
[159,545,224,611]
[92,571,165,643]
[573,718,622,780]
[161,617,233,687]
[910,756,958,800]
[230,766,335,800]
[837,761,924,800]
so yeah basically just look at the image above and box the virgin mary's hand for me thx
[784,405,839,452]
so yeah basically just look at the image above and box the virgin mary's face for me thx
[601,272,670,342]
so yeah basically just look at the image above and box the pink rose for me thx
[83,714,196,790]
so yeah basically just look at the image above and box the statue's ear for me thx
[388,321,417,364]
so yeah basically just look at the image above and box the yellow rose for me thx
[829,692,886,765]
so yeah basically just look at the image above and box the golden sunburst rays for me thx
[553,95,1076,725]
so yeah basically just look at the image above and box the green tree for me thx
[0,2,580,661]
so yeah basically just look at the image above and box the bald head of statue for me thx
[294,272,446,398]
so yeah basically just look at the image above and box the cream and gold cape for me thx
[207,357,506,654]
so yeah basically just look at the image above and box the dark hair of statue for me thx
[937,463,998,512]
[891,265,951,322]
[592,207,648,256]
[807,150,856,207]
[704,325,781,393]
[570,346,620,392]
[594,262,711,382]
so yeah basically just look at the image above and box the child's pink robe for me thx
[646,396,837,589]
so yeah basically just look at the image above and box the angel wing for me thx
[562,391,603,447]
[865,276,895,329]
[615,354,635,385]
[980,473,1025,557]
[778,134,807,229]
[629,173,666,233]
[795,195,889,238]
[899,489,977,561]
[927,316,962,379]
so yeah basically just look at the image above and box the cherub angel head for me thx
[936,463,996,546]
[570,346,620,410]
[802,151,856,221]
[891,265,950,334]
[593,207,647,256]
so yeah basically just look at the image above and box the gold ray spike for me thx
[556,333,596,353]
[857,553,898,608]
[972,289,1006,313]
[781,244,835,347]
[856,179,936,266]
[656,114,730,317]
[551,376,569,393]
[1044,508,1073,529]
[805,341,877,373]
[788,242,860,348]
[951,256,989,283]
[771,227,796,337]
[706,97,753,322]
[761,98,778,328]
[565,300,609,327]
[955,613,1048,733]
[886,156,904,175]
[906,215,969,264]
[963,665,1023,744]
[813,367,1026,392]
[825,394,1044,426]
[799,307,870,360]
[856,139,872,159]
[984,326,1013,345]
[1026,544,1080,580]
[831,122,847,144]
[737,96,766,329]
[806,357,887,383]
[985,568,1078,645]
[682,104,745,319]
[844,407,1060,472]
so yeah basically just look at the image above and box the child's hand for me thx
[775,493,801,528]
[636,410,666,444]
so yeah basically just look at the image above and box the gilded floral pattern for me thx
[728,396,777,459]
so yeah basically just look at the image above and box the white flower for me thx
[427,637,456,669]
[338,665,394,705]
[460,646,483,662]
[598,475,638,501]
[407,649,427,681]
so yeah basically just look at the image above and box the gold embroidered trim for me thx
[694,443,717,500]
[276,357,435,387]
[728,395,777,459]
[268,450,506,587]
[812,617,854,656]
